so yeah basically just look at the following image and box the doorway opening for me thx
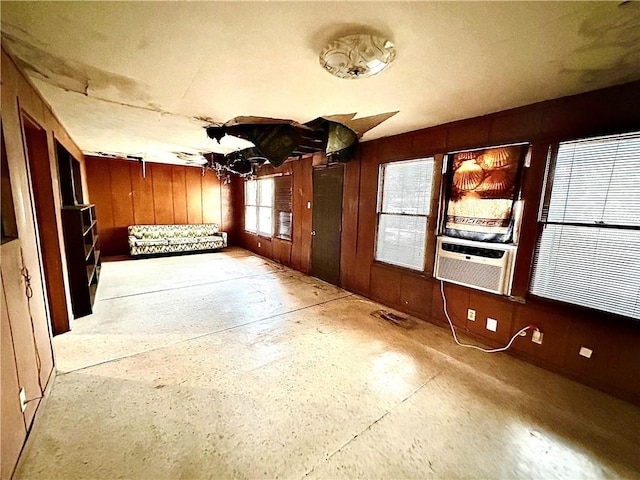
[22,116,70,334]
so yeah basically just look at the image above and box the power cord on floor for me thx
[440,281,531,353]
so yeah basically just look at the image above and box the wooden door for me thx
[311,166,344,285]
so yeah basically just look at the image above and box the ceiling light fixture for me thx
[319,34,396,79]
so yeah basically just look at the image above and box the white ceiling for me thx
[2,1,639,166]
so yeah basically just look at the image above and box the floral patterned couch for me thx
[128,224,227,256]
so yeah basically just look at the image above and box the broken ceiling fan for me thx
[205,112,397,179]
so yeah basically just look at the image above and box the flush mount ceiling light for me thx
[319,34,396,79]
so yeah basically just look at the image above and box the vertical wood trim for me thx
[424,154,444,275]
[187,167,191,223]
[150,163,156,224]
[219,175,223,231]
[510,143,551,297]
[108,158,135,254]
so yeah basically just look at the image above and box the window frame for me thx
[244,175,293,241]
[528,131,640,321]
[374,156,440,273]
[244,177,273,237]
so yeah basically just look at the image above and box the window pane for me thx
[257,206,272,236]
[245,206,257,232]
[245,180,257,206]
[375,213,427,270]
[276,212,292,240]
[379,158,433,215]
[531,224,640,320]
[259,178,274,207]
[546,133,640,227]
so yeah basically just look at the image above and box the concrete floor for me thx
[16,248,640,479]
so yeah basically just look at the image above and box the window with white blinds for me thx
[375,158,434,270]
[530,132,640,320]
[244,178,274,236]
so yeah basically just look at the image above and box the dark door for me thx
[311,166,344,285]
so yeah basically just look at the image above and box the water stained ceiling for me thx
[2,1,639,167]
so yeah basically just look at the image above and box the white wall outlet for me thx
[467,309,476,321]
[532,329,543,345]
[486,318,498,332]
[579,346,593,358]
[307,201,311,209]
[19,388,27,412]
[257,241,261,248]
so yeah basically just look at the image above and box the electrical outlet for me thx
[19,388,27,412]
[258,241,261,248]
[307,201,311,209]
[579,346,593,358]
[532,329,543,345]
[486,318,498,332]
[467,309,476,321]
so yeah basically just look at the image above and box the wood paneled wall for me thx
[85,157,235,257]
[234,81,640,405]
[1,47,84,479]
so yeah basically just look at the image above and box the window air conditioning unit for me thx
[434,236,517,296]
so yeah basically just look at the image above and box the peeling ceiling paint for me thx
[2,1,639,166]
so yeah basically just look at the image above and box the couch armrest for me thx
[220,232,228,247]
[128,235,138,247]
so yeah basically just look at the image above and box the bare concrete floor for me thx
[16,248,640,479]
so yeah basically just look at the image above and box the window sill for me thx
[244,230,273,240]
[273,237,293,244]
[372,260,433,279]
[526,293,640,325]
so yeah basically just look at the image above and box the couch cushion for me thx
[167,237,199,245]
[196,236,223,243]
[128,225,165,239]
[128,224,219,238]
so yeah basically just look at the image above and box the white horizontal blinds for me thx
[545,133,640,226]
[375,158,434,270]
[257,178,274,237]
[244,180,258,233]
[380,159,432,215]
[532,226,640,319]
[274,176,292,241]
[376,214,427,269]
[531,132,640,320]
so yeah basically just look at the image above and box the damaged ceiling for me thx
[2,2,639,167]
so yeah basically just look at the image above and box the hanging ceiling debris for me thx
[206,112,397,178]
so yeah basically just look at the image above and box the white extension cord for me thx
[440,281,531,353]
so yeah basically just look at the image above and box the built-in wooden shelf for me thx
[62,204,100,318]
